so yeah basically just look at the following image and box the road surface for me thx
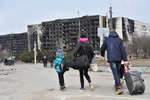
[0,63,150,100]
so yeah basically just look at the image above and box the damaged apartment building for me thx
[1,15,149,58]
[112,17,150,41]
[0,32,28,58]
[41,15,105,51]
[28,15,107,52]
[28,15,150,53]
[27,24,42,51]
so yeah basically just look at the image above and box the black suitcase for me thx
[124,71,145,95]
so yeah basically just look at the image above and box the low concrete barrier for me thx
[96,66,150,74]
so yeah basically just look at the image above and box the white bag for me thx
[90,56,98,72]
[90,63,98,72]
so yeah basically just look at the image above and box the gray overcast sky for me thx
[0,0,150,35]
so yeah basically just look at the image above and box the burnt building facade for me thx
[0,32,28,58]
[112,17,150,41]
[0,34,11,57]
[40,15,107,51]
[28,15,150,52]
[112,17,135,41]
[27,24,42,51]
[1,15,150,58]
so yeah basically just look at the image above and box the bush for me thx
[37,50,51,62]
[19,49,59,63]
[19,51,34,63]
[19,50,55,63]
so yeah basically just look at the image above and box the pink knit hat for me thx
[79,38,88,42]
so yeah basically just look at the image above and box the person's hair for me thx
[80,34,86,38]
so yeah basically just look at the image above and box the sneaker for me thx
[89,83,94,91]
[80,87,85,90]
[116,86,123,95]
[60,86,66,90]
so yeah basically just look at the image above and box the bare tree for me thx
[127,35,150,59]
[140,35,150,58]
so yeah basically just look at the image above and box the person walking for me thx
[73,34,95,91]
[50,54,55,68]
[100,30,128,95]
[54,49,67,90]
[42,56,48,68]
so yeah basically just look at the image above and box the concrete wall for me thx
[115,17,123,39]
[27,24,42,51]
[134,21,150,37]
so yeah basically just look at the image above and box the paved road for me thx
[0,63,150,100]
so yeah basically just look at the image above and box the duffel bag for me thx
[65,55,90,70]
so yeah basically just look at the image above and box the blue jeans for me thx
[110,62,121,86]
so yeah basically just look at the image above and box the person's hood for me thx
[109,32,119,38]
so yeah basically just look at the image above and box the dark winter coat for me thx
[73,41,94,64]
[42,56,48,63]
[100,32,127,63]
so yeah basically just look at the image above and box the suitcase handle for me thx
[124,64,131,73]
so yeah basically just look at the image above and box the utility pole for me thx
[34,40,37,64]
[109,5,113,31]
[33,32,37,64]
[9,34,12,58]
[77,10,80,42]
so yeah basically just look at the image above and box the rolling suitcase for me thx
[124,66,145,95]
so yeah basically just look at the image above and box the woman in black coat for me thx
[73,34,94,90]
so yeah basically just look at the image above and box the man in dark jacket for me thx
[73,34,95,91]
[42,56,48,68]
[101,31,128,95]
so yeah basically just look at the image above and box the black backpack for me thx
[62,57,69,71]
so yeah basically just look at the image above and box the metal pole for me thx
[10,34,12,57]
[34,40,37,64]
[102,33,107,66]
[109,5,113,31]
[77,10,80,41]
